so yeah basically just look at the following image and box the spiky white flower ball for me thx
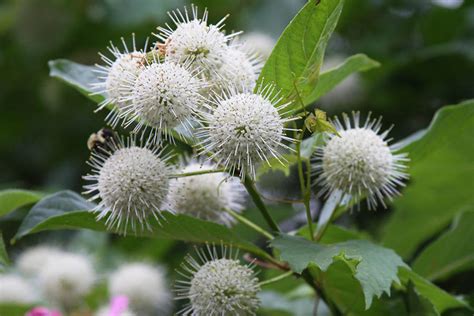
[167,162,245,226]
[93,35,147,126]
[16,246,63,276]
[176,247,260,315]
[38,253,95,308]
[156,6,237,72]
[320,56,363,109]
[83,138,173,232]
[109,263,171,316]
[197,86,295,178]
[211,42,262,93]
[0,274,38,304]
[312,112,409,209]
[121,61,203,142]
[241,32,275,60]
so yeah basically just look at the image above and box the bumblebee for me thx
[87,128,117,151]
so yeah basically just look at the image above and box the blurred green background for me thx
[1,0,473,192]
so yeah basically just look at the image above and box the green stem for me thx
[296,132,314,240]
[170,168,226,178]
[259,270,294,287]
[243,175,281,233]
[224,208,274,240]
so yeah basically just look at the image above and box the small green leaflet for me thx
[304,109,340,136]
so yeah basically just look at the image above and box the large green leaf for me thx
[382,100,474,258]
[14,191,269,259]
[271,234,406,308]
[398,267,470,313]
[0,189,44,217]
[49,59,104,103]
[257,0,344,111]
[413,211,474,281]
[304,54,380,105]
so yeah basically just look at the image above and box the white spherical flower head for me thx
[16,246,63,276]
[198,87,295,178]
[93,35,147,126]
[121,61,203,142]
[109,263,171,315]
[241,32,275,60]
[211,43,262,93]
[313,112,409,209]
[83,138,173,232]
[38,253,95,308]
[156,6,237,72]
[176,248,260,315]
[0,275,38,304]
[167,162,245,226]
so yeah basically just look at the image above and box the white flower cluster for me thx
[84,6,294,232]
[176,247,260,316]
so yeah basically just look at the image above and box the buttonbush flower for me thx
[175,246,260,315]
[83,137,173,232]
[0,274,37,305]
[167,162,245,226]
[312,112,409,209]
[197,85,296,178]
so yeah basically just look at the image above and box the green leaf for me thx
[49,59,104,103]
[258,291,317,316]
[413,210,474,281]
[0,232,8,268]
[382,100,474,258]
[257,0,344,111]
[0,304,33,316]
[271,235,406,308]
[398,267,470,313]
[405,282,438,316]
[0,189,44,218]
[304,54,380,105]
[14,191,269,259]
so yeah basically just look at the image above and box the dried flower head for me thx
[175,246,260,315]
[197,86,296,178]
[167,162,245,226]
[312,112,409,209]
[83,137,173,232]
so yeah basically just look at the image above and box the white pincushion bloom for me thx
[83,138,173,232]
[155,6,238,72]
[197,86,296,178]
[176,247,260,315]
[167,162,245,226]
[109,263,171,316]
[312,112,409,209]
[16,246,63,276]
[241,32,275,60]
[38,253,95,308]
[93,35,147,127]
[211,41,263,93]
[0,274,37,304]
[320,56,363,109]
[120,61,204,142]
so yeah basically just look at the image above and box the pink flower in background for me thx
[26,307,62,316]
[108,295,129,316]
